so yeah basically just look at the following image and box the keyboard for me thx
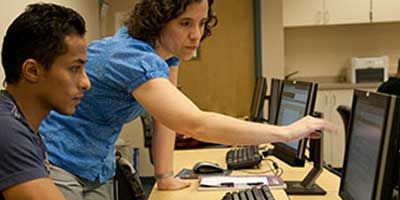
[226,145,262,169]
[221,185,275,200]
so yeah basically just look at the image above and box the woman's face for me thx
[156,0,209,61]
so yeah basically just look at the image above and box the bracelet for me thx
[155,171,174,179]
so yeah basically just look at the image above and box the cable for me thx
[258,144,269,151]
[240,168,276,175]
[239,158,283,177]
[265,158,284,176]
[260,149,284,176]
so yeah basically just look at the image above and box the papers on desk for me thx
[198,175,286,191]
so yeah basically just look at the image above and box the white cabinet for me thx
[324,0,370,25]
[372,0,400,22]
[283,0,324,27]
[283,0,370,27]
[315,89,353,168]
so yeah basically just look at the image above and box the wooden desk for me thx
[148,148,341,200]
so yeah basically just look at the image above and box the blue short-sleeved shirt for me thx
[39,27,179,183]
[0,90,48,200]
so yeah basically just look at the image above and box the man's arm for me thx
[3,178,65,200]
[152,66,190,190]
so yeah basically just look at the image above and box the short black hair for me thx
[1,3,86,84]
[124,0,217,47]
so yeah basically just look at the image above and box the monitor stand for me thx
[284,130,327,195]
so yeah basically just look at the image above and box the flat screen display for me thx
[341,94,387,200]
[276,82,310,150]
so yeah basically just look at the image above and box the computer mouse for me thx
[193,161,224,174]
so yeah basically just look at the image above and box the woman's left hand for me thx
[156,177,191,191]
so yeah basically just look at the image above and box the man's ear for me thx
[21,59,42,83]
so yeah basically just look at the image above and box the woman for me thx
[39,0,335,199]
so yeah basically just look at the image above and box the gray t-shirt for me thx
[0,90,48,199]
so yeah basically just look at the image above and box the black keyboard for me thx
[226,145,262,169]
[221,185,275,200]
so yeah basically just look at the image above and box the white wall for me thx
[0,0,100,88]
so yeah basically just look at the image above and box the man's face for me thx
[38,35,91,115]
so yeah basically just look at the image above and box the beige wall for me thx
[285,22,400,80]
[103,0,138,36]
[0,0,100,89]
[261,0,284,116]
[261,0,285,81]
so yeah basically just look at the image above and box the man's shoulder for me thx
[0,115,32,145]
[0,113,21,129]
[0,96,13,114]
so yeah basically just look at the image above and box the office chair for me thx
[140,112,154,164]
[140,111,208,151]
[323,105,351,177]
[114,151,145,200]
[324,105,351,177]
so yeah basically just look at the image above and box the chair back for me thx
[336,105,351,146]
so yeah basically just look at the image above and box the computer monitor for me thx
[339,90,400,200]
[267,78,284,124]
[272,80,318,167]
[249,77,267,122]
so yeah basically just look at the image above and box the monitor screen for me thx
[340,90,400,200]
[272,80,318,166]
[250,77,267,122]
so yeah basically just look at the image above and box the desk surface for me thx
[148,148,341,200]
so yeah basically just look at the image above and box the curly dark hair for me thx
[124,0,218,46]
[2,3,86,84]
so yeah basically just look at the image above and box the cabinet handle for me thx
[332,94,336,106]
[316,10,322,24]
[324,94,328,106]
[369,11,373,22]
[324,11,330,24]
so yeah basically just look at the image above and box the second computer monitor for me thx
[272,80,318,167]
[339,90,400,200]
[267,78,284,124]
[249,77,267,122]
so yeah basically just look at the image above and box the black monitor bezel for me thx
[339,90,400,200]
[250,77,267,122]
[272,80,318,167]
[267,78,284,124]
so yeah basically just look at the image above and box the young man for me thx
[0,3,90,200]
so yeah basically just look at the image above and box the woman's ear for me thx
[21,59,42,83]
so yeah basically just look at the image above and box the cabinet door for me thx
[372,0,400,22]
[283,0,324,27]
[324,0,370,25]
